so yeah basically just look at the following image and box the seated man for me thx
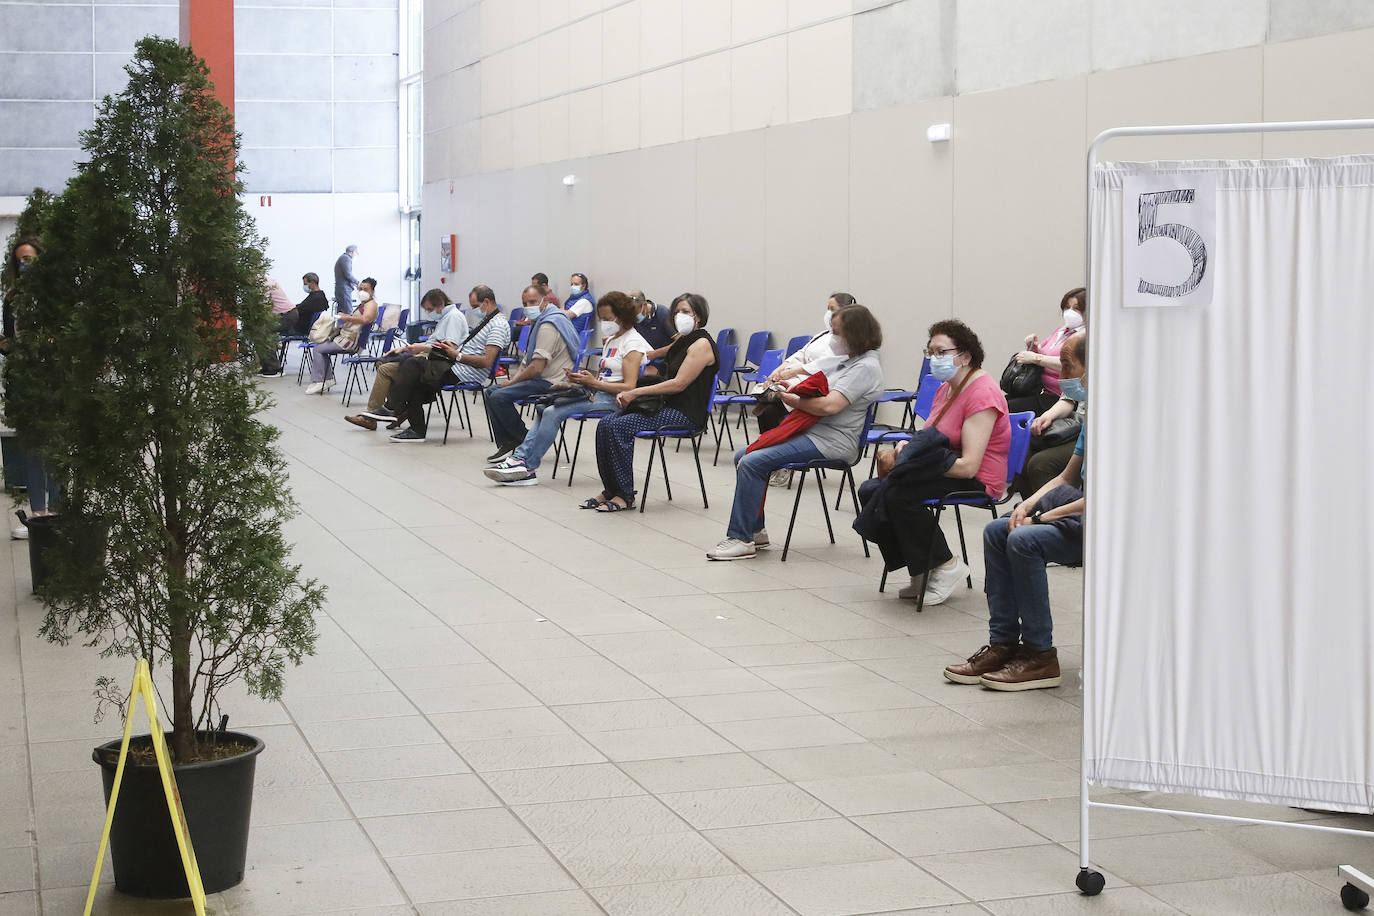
[367,285,510,443]
[296,272,330,335]
[943,332,1088,691]
[483,285,579,464]
[345,287,459,431]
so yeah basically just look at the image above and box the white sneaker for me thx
[922,558,970,606]
[753,528,770,549]
[706,538,756,561]
[768,469,793,487]
[304,381,324,394]
[10,525,27,540]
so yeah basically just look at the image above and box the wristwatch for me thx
[1030,509,1044,524]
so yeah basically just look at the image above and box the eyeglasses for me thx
[925,346,959,358]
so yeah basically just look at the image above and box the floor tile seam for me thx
[7,543,43,898]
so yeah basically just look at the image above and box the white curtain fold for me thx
[1085,155,1374,813]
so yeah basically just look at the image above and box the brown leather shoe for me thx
[345,414,377,431]
[944,644,1019,684]
[980,647,1061,691]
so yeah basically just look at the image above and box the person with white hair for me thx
[333,244,359,314]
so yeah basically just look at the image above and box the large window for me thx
[398,0,422,316]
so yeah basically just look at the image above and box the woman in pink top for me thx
[1009,287,1086,415]
[874,320,1011,605]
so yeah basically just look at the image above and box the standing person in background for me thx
[257,278,298,377]
[532,272,561,308]
[297,273,329,334]
[562,273,594,324]
[333,244,359,314]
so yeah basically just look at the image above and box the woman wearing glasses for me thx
[867,319,1011,605]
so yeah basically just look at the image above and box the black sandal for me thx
[579,495,608,509]
[595,497,634,513]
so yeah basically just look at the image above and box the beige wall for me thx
[422,25,1374,386]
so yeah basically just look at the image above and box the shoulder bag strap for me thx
[927,371,976,430]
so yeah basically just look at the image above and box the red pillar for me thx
[180,0,234,112]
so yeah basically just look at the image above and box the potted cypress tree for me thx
[4,37,325,897]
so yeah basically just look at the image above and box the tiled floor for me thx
[2,376,1372,914]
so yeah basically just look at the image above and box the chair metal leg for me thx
[879,566,888,593]
[815,472,836,544]
[568,421,587,487]
[639,437,659,513]
[659,435,673,502]
[914,505,945,613]
[296,347,311,385]
[690,435,707,509]
[781,467,807,562]
[845,469,870,558]
[954,505,972,588]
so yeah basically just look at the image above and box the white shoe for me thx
[921,558,970,606]
[10,525,27,540]
[305,381,333,395]
[768,469,792,487]
[706,538,756,561]
[753,528,770,549]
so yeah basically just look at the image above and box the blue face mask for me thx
[929,354,958,381]
[1060,377,1087,403]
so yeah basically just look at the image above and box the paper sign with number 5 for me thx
[1122,173,1217,308]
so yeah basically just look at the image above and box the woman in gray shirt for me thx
[707,305,884,561]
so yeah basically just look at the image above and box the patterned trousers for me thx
[594,407,693,501]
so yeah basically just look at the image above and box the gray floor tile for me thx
[483,762,646,804]
[983,887,1185,914]
[415,890,604,915]
[591,873,795,916]
[338,774,501,817]
[799,771,978,816]
[619,752,785,793]
[452,734,607,771]
[916,843,1115,900]
[584,724,739,761]
[712,715,866,752]
[512,795,692,843]
[673,690,818,723]
[702,817,897,871]
[1081,830,1283,886]
[855,805,1047,857]
[388,845,577,903]
[756,859,966,915]
[1142,871,1339,915]
[551,698,697,732]
[548,830,739,887]
[932,761,1080,804]
[317,743,472,783]
[660,783,837,829]
[362,808,537,857]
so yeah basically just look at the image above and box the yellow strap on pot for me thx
[84,659,207,916]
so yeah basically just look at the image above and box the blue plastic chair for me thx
[774,403,877,561]
[339,326,400,406]
[634,346,731,512]
[550,402,617,486]
[711,348,783,464]
[784,334,811,358]
[730,330,772,382]
[715,328,737,352]
[878,411,1036,608]
[863,374,943,477]
[509,307,526,325]
[497,324,533,376]
[429,358,500,444]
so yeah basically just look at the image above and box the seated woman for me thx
[561,272,595,326]
[865,319,1011,605]
[708,304,884,560]
[582,293,719,512]
[755,292,855,432]
[1007,286,1085,416]
[306,276,379,394]
[944,332,1087,691]
[485,291,648,486]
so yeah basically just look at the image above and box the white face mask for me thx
[570,284,583,296]
[830,335,849,356]
[673,312,695,335]
[1063,308,1084,330]
[824,309,836,332]
[599,319,619,340]
[358,290,371,302]
[302,284,310,294]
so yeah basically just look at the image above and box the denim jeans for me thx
[514,391,616,472]
[983,516,1083,650]
[21,446,62,515]
[486,378,553,450]
[727,437,825,541]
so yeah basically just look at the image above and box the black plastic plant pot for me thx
[93,730,265,898]
[20,511,106,595]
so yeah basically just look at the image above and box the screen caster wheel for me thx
[1076,868,1105,896]
[1343,882,1370,911]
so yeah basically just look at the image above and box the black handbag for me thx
[622,394,666,415]
[1000,353,1043,398]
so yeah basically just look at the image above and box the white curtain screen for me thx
[1085,155,1374,813]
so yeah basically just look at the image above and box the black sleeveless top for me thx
[662,329,720,429]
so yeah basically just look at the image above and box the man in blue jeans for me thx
[944,333,1088,691]
[484,286,579,464]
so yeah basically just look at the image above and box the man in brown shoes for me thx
[943,333,1088,692]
